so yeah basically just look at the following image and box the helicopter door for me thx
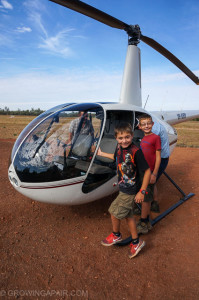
[82,110,134,193]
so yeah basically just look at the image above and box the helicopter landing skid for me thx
[116,171,195,246]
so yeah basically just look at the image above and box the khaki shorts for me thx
[108,191,135,219]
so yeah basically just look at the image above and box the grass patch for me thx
[174,121,199,148]
[0,115,35,139]
[0,115,198,148]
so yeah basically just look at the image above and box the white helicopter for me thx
[8,0,199,206]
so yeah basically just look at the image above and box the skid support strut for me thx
[117,171,195,246]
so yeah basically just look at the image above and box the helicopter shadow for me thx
[67,192,118,219]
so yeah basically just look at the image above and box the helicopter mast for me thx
[119,44,142,107]
[119,25,142,107]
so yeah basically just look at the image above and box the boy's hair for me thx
[114,122,133,137]
[138,113,153,124]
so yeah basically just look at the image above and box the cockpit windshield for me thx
[13,104,104,183]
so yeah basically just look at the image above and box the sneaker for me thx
[101,232,122,246]
[151,201,160,213]
[136,220,152,234]
[147,221,153,231]
[128,240,146,258]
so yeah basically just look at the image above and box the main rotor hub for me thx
[125,24,141,46]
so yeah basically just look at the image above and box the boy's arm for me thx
[97,147,115,160]
[135,168,151,203]
[150,150,161,184]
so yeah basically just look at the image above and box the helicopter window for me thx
[11,103,74,162]
[13,105,104,183]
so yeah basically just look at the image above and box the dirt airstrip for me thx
[0,139,199,299]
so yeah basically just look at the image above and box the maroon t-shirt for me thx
[140,133,161,171]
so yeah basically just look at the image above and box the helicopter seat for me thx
[75,160,112,174]
[53,134,93,169]
[75,135,117,174]
[66,134,93,166]
[71,134,93,157]
[95,134,117,163]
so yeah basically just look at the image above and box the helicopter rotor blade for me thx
[49,0,128,30]
[49,0,199,85]
[141,34,199,85]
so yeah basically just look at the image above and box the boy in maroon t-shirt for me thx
[137,113,161,234]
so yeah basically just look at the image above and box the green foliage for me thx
[0,107,45,116]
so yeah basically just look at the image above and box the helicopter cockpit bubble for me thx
[10,102,74,162]
[11,103,104,183]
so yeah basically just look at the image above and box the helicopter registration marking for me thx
[177,113,186,120]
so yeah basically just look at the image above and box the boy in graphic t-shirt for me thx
[97,122,151,258]
[137,113,161,234]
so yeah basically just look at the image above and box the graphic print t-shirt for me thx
[140,133,161,171]
[116,143,149,195]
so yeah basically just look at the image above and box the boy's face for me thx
[116,131,133,148]
[139,118,154,135]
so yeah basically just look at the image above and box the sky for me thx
[0,0,199,111]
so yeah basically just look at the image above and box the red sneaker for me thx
[128,240,146,258]
[101,232,122,246]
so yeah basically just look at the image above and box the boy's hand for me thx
[96,147,114,160]
[150,174,157,184]
[135,191,145,203]
[97,147,102,156]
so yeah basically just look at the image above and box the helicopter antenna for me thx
[144,95,149,109]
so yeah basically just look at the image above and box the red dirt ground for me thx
[0,139,199,299]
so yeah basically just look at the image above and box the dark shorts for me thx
[156,157,169,181]
[144,183,154,202]
[139,173,154,202]
[108,191,135,219]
